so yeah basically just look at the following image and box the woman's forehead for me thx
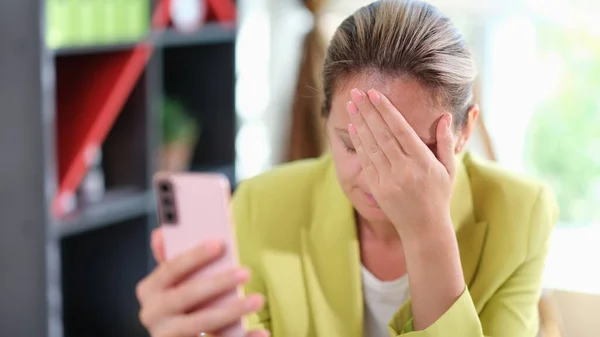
[331,74,445,143]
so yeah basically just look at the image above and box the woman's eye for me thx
[343,144,356,154]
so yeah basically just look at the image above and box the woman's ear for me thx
[455,104,479,154]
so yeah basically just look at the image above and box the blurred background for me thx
[0,0,599,336]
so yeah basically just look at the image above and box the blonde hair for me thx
[322,0,477,126]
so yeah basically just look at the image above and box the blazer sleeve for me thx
[231,181,272,332]
[388,186,559,337]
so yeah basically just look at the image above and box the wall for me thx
[551,290,600,337]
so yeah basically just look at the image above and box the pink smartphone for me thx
[153,172,245,337]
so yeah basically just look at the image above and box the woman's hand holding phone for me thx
[135,229,269,337]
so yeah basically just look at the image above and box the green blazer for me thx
[232,152,558,336]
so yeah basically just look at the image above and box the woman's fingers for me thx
[138,236,267,337]
[347,89,390,170]
[435,113,456,178]
[137,240,224,302]
[141,267,250,324]
[348,124,379,186]
[151,228,166,264]
[156,294,265,337]
[368,89,429,158]
[356,89,405,162]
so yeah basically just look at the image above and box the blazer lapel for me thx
[451,153,489,287]
[300,159,363,337]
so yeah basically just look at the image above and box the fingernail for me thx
[235,268,250,282]
[348,124,357,136]
[367,89,381,105]
[203,240,223,254]
[246,295,264,310]
[347,101,359,115]
[350,88,364,103]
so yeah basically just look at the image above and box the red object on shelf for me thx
[152,0,172,30]
[206,0,236,22]
[52,2,172,217]
[53,45,153,217]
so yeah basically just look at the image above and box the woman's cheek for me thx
[333,145,362,176]
[330,139,346,157]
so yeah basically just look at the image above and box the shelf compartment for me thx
[57,189,152,238]
[101,71,151,190]
[61,216,150,337]
[53,44,153,217]
[163,42,236,168]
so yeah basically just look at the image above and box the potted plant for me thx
[159,97,200,171]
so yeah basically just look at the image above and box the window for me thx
[522,0,600,294]
[473,0,600,294]
[236,0,313,180]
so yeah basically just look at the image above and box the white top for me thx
[361,265,411,337]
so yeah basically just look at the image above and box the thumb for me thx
[436,113,456,178]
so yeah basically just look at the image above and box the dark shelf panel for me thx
[61,216,150,337]
[51,39,144,57]
[56,189,153,238]
[156,23,236,48]
[163,42,236,166]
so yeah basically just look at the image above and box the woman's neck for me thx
[356,212,407,280]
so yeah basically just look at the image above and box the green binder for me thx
[46,0,150,49]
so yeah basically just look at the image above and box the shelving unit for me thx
[57,189,152,238]
[53,41,142,57]
[53,23,236,57]
[157,23,236,48]
[0,1,238,336]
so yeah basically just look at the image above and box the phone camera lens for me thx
[157,179,177,224]
[165,212,175,222]
[159,182,171,193]
[163,197,173,207]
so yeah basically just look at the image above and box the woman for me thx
[136,1,558,336]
